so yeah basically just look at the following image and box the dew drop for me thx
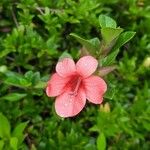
[64,103,68,107]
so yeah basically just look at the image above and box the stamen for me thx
[69,76,82,96]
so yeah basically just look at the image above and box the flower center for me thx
[69,75,82,96]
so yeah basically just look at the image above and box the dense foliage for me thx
[0,0,150,149]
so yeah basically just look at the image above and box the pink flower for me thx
[46,56,107,118]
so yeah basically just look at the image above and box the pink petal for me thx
[76,56,98,78]
[55,88,86,117]
[83,76,107,104]
[56,58,76,77]
[46,73,70,97]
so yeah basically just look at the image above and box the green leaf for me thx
[25,71,41,86]
[4,71,31,88]
[10,137,18,150]
[0,113,11,139]
[97,133,106,150]
[34,81,47,89]
[70,33,100,55]
[1,93,27,102]
[32,72,40,85]
[101,28,123,45]
[99,15,117,28]
[112,31,136,51]
[0,140,4,150]
[100,49,119,66]
[89,38,101,51]
[24,71,34,82]
[12,122,28,145]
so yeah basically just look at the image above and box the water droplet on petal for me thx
[64,103,68,107]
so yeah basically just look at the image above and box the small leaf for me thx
[2,93,27,102]
[25,71,34,81]
[101,28,123,45]
[97,133,106,150]
[98,66,116,76]
[100,49,119,66]
[32,72,41,85]
[0,113,11,138]
[10,137,18,150]
[12,121,28,145]
[70,33,100,55]
[89,38,101,51]
[112,31,136,51]
[99,15,117,28]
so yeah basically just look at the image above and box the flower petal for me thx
[76,56,98,77]
[56,58,76,77]
[55,88,86,117]
[46,73,70,97]
[83,76,107,104]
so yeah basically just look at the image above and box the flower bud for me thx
[100,103,110,113]
[143,57,150,68]
[104,102,110,113]
[0,65,7,73]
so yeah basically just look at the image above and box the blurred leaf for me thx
[97,133,106,150]
[0,140,4,150]
[0,113,11,139]
[10,137,18,150]
[4,72,31,88]
[34,81,47,88]
[99,15,117,28]
[104,87,116,99]
[0,65,7,73]
[24,71,34,82]
[2,93,27,102]
[12,121,28,145]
